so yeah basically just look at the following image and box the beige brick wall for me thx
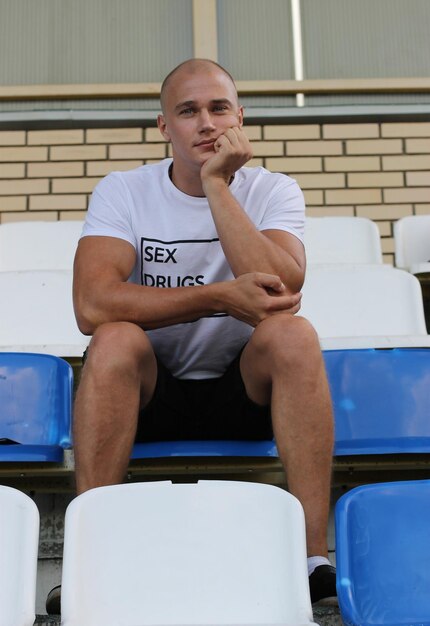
[1,122,429,264]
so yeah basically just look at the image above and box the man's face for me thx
[158,67,243,174]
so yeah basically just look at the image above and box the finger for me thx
[256,272,285,293]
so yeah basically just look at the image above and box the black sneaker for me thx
[308,564,338,606]
[46,584,61,615]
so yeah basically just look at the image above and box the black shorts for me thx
[135,351,273,443]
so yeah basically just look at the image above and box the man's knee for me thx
[85,322,154,374]
[251,314,321,364]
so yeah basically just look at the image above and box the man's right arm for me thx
[73,235,302,335]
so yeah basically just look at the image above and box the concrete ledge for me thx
[34,607,345,625]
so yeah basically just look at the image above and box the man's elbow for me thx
[74,299,101,336]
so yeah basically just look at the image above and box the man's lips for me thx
[194,139,216,147]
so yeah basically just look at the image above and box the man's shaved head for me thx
[160,58,238,113]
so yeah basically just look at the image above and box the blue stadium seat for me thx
[131,438,278,459]
[324,348,430,456]
[0,352,72,462]
[335,479,430,626]
[132,347,430,461]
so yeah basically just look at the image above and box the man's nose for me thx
[198,109,216,131]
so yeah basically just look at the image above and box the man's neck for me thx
[169,162,206,197]
[169,162,235,198]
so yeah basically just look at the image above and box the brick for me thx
[86,160,143,176]
[243,126,262,140]
[1,211,56,223]
[382,122,430,138]
[86,128,143,144]
[29,194,88,210]
[59,210,87,220]
[381,237,395,253]
[287,140,342,156]
[28,129,84,145]
[144,128,166,142]
[0,196,27,211]
[406,171,430,186]
[0,164,25,178]
[383,155,430,171]
[250,141,283,156]
[325,156,380,171]
[346,139,402,155]
[376,221,392,237]
[306,205,354,217]
[0,147,48,162]
[246,158,264,168]
[0,131,26,146]
[50,145,107,161]
[109,144,166,160]
[28,162,84,178]
[383,254,394,265]
[266,157,322,173]
[384,188,430,203]
[323,124,379,139]
[326,189,382,205]
[0,179,49,195]
[52,178,101,193]
[415,204,430,215]
[356,204,413,219]
[264,125,320,140]
[406,138,430,154]
[347,172,404,188]
[303,190,324,205]
[291,173,345,189]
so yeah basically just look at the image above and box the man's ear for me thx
[238,106,244,128]
[157,114,170,141]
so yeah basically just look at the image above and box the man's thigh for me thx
[135,351,273,442]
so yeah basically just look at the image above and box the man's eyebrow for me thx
[174,98,234,111]
[174,100,195,111]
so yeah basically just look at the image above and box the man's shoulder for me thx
[101,159,170,185]
[237,165,298,189]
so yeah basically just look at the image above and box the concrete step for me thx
[34,607,345,625]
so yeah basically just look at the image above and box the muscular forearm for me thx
[74,280,225,335]
[203,178,304,292]
[74,272,302,335]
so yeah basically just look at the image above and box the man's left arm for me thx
[201,127,306,294]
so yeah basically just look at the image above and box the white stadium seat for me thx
[0,220,83,271]
[60,481,317,626]
[394,214,430,275]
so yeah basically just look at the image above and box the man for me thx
[46,59,335,614]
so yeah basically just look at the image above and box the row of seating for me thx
[0,264,428,359]
[2,336,430,463]
[4,478,430,626]
[1,214,428,270]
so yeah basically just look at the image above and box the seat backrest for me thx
[300,265,427,338]
[335,479,430,626]
[0,270,89,358]
[394,214,430,271]
[324,348,430,456]
[61,481,316,626]
[0,220,83,271]
[305,216,383,265]
[0,352,72,461]
[0,486,39,626]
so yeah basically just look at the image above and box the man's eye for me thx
[180,108,193,116]
[214,105,228,112]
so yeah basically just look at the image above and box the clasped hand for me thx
[224,273,302,327]
[201,127,253,185]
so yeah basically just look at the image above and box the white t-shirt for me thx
[82,158,305,379]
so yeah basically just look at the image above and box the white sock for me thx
[307,556,332,576]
